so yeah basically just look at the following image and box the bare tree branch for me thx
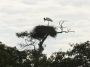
[56,20,74,33]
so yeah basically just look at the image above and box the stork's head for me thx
[43,18,46,22]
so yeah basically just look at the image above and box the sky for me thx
[0,0,90,55]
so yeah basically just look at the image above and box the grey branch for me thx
[56,20,74,33]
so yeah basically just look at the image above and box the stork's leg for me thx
[48,21,49,26]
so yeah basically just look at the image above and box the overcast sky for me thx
[0,0,90,55]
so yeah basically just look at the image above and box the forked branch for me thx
[57,20,74,33]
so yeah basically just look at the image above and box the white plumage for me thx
[44,17,53,22]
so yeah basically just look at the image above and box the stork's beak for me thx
[44,18,45,22]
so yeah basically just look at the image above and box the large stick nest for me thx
[30,25,57,40]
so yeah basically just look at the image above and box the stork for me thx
[44,17,53,25]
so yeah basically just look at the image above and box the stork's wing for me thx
[46,17,53,22]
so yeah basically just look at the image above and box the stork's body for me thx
[44,17,53,25]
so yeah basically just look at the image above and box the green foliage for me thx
[1,40,90,67]
[68,41,90,67]
[16,31,29,38]
[0,42,31,67]
[47,41,90,67]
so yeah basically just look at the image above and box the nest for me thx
[30,25,57,40]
